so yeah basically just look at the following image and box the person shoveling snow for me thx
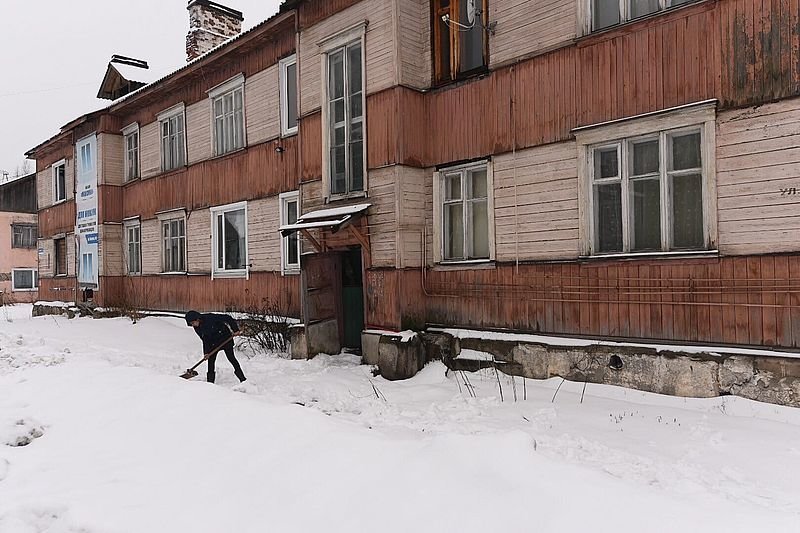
[184,311,247,384]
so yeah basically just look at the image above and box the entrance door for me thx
[301,252,341,356]
[341,248,364,351]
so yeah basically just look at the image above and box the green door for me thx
[341,249,364,350]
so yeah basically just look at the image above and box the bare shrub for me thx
[114,278,155,323]
[239,299,293,356]
[0,291,15,307]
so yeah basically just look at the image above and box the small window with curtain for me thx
[432,0,489,84]
[12,269,38,291]
[12,224,37,248]
[212,85,245,156]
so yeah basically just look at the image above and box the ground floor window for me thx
[211,202,247,275]
[12,269,38,291]
[280,192,300,273]
[162,218,186,272]
[436,161,493,262]
[590,128,705,254]
[125,223,141,275]
[55,237,67,276]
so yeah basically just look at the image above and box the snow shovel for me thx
[180,336,235,380]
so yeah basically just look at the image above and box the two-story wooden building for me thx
[29,0,800,363]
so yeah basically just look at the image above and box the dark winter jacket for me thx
[192,313,240,354]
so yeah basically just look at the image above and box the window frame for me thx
[11,268,38,292]
[574,100,718,257]
[159,213,187,274]
[279,191,301,274]
[11,224,37,249]
[157,104,187,172]
[320,22,368,201]
[585,0,699,34]
[210,201,249,279]
[54,236,67,277]
[208,74,246,157]
[431,0,490,85]
[52,159,67,204]
[124,219,142,276]
[279,55,299,137]
[122,123,140,182]
[433,160,495,265]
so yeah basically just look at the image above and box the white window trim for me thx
[320,21,368,202]
[279,191,301,275]
[11,268,38,292]
[51,158,67,204]
[208,74,247,157]
[122,122,140,182]
[157,210,187,274]
[123,218,142,276]
[575,100,717,256]
[582,0,697,35]
[279,55,298,137]
[210,201,249,279]
[432,160,495,265]
[157,103,187,172]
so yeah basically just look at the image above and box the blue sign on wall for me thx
[86,233,99,245]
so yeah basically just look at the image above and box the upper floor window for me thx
[162,216,186,273]
[280,191,300,273]
[327,41,365,197]
[123,124,140,181]
[590,129,705,254]
[209,76,245,156]
[53,160,66,203]
[435,161,494,262]
[125,221,141,275]
[12,269,38,292]
[211,202,247,276]
[159,106,186,171]
[432,0,489,84]
[12,224,37,248]
[280,55,299,137]
[591,0,696,32]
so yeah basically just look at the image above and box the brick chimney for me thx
[186,0,244,62]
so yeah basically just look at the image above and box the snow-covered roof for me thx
[279,203,371,237]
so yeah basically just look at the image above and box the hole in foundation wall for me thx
[608,355,624,371]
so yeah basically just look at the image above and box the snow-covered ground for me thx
[1,304,799,532]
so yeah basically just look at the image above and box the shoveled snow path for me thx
[1,305,799,532]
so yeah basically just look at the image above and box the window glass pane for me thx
[14,270,34,290]
[329,51,344,99]
[349,141,364,192]
[671,132,702,170]
[670,0,694,5]
[459,0,485,72]
[217,214,224,269]
[348,44,362,94]
[593,0,621,29]
[631,139,659,176]
[223,209,246,270]
[287,200,299,266]
[630,0,660,18]
[445,174,461,200]
[444,203,464,259]
[469,169,487,199]
[594,146,619,179]
[286,62,298,129]
[595,183,623,253]
[470,200,489,258]
[351,121,363,142]
[333,100,345,124]
[672,173,704,249]
[631,178,661,251]
[331,146,346,194]
[350,94,363,121]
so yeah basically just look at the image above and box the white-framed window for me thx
[158,105,186,171]
[12,224,37,248]
[11,269,38,291]
[124,221,141,275]
[434,161,495,263]
[279,191,300,274]
[161,216,186,272]
[123,123,140,181]
[321,24,366,199]
[589,0,696,32]
[280,55,298,136]
[52,159,67,203]
[211,202,248,277]
[588,128,706,254]
[209,75,246,156]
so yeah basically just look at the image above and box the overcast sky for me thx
[0,0,283,179]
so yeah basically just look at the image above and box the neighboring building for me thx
[0,173,38,303]
[27,0,800,361]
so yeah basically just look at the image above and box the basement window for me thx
[590,0,698,32]
[432,0,489,84]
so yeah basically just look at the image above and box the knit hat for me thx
[185,310,201,325]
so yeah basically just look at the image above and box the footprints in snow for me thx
[3,418,45,447]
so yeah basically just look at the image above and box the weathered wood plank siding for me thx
[98,133,124,186]
[245,65,281,145]
[397,165,428,268]
[717,96,800,255]
[298,0,396,115]
[140,219,161,275]
[37,238,55,278]
[493,141,580,261]
[140,122,161,179]
[490,0,577,68]
[187,208,211,273]
[36,168,53,210]
[247,196,282,272]
[367,167,397,267]
[38,200,76,237]
[99,224,124,277]
[397,0,431,89]
[186,100,212,165]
